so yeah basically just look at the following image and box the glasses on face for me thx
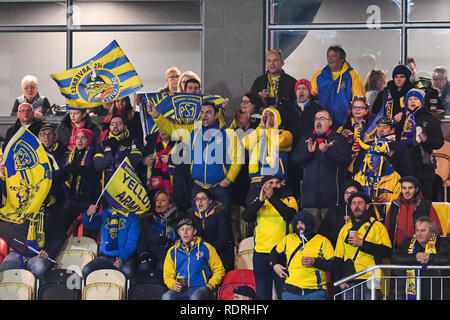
[433,78,444,82]
[167,75,180,80]
[110,121,122,127]
[194,196,208,202]
[351,106,368,110]
[314,117,330,121]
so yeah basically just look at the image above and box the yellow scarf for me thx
[406,234,437,299]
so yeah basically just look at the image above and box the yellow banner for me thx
[0,128,52,224]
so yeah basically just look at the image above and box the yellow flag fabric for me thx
[50,40,143,109]
[0,128,53,224]
[102,157,150,216]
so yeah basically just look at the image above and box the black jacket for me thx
[391,236,450,300]
[3,118,43,152]
[398,108,444,180]
[290,130,351,208]
[251,70,297,107]
[371,80,415,119]
[7,202,66,259]
[278,99,322,144]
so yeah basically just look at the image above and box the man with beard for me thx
[242,174,298,300]
[290,109,351,233]
[270,210,335,300]
[334,192,391,300]
[384,176,443,251]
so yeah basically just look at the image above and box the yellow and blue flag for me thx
[139,92,225,136]
[102,157,150,216]
[50,40,143,109]
[0,128,53,224]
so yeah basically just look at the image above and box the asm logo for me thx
[105,218,126,231]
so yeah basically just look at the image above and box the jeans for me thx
[161,287,214,300]
[82,255,137,279]
[0,251,51,278]
[253,251,285,300]
[281,288,328,300]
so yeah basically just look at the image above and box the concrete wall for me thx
[203,0,265,122]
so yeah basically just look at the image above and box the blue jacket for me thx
[312,63,365,128]
[83,207,140,261]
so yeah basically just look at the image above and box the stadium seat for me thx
[0,269,36,300]
[235,237,254,270]
[61,236,98,257]
[82,269,126,300]
[434,143,450,202]
[55,249,95,276]
[218,269,256,300]
[0,238,8,264]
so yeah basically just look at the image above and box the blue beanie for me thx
[405,88,425,108]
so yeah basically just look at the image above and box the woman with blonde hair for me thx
[177,70,201,92]
[159,66,181,93]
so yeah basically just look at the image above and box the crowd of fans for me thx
[0,45,449,300]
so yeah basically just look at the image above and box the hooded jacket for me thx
[311,62,365,128]
[56,112,101,149]
[242,107,293,183]
[270,210,335,291]
[334,206,392,280]
[384,192,443,249]
[163,236,225,290]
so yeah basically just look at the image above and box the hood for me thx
[260,107,281,129]
[291,210,315,240]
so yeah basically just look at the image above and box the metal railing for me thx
[333,265,450,300]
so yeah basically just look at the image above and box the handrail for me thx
[333,264,450,287]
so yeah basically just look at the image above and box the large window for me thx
[0,0,202,116]
[267,0,450,115]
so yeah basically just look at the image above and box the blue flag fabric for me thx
[138,92,225,136]
[50,40,143,109]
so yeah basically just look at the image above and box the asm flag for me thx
[139,92,225,136]
[102,157,150,216]
[0,128,52,224]
[50,40,143,109]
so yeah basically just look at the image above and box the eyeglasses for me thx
[351,106,368,110]
[194,196,208,201]
[110,121,123,126]
[167,75,180,79]
[314,117,330,121]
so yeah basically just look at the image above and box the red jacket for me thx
[384,192,443,248]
